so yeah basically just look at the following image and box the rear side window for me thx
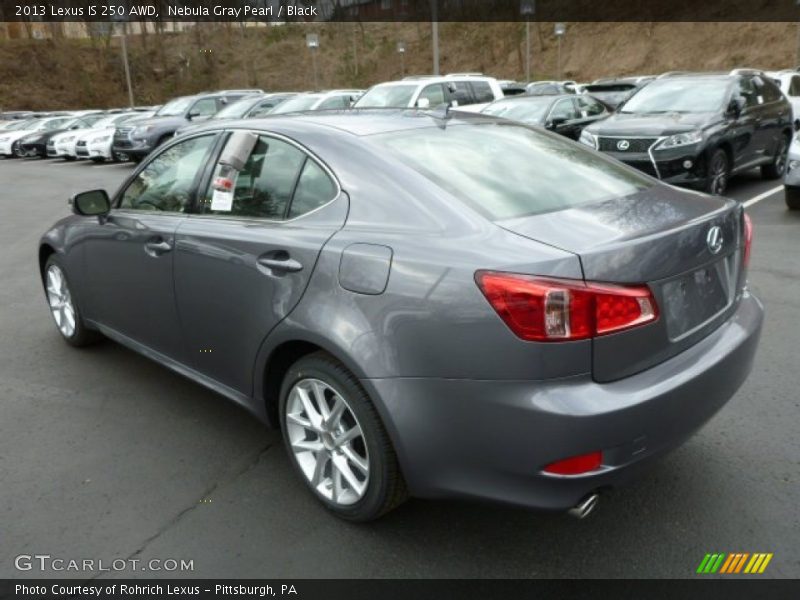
[470,81,496,103]
[790,76,800,96]
[191,98,218,117]
[288,160,338,218]
[372,123,652,220]
[758,78,782,103]
[318,95,350,110]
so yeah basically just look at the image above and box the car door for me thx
[173,131,347,395]
[546,98,582,139]
[726,77,761,168]
[81,133,219,363]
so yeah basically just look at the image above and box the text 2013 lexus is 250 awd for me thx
[38,111,763,521]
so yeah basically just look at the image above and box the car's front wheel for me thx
[44,256,101,347]
[279,352,407,521]
[786,186,800,210]
[762,135,789,179]
[705,148,730,195]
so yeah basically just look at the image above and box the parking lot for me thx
[0,155,798,579]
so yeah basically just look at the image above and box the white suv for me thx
[767,70,800,130]
[354,75,504,113]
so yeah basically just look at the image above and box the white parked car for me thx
[354,75,504,112]
[767,70,800,130]
[78,112,155,162]
[0,116,73,157]
[46,113,109,160]
[268,90,364,114]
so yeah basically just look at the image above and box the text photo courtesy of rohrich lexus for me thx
[1,4,799,593]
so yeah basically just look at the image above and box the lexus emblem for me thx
[707,226,724,255]
[616,139,630,151]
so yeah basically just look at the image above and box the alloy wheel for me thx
[285,378,370,506]
[709,153,728,195]
[775,139,788,174]
[45,264,76,338]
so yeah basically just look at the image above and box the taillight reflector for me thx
[543,451,603,475]
[475,271,658,342]
[743,212,753,268]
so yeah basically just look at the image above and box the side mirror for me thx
[187,110,201,120]
[547,117,567,129]
[71,189,110,217]
[416,97,431,109]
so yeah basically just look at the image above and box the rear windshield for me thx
[371,123,652,220]
[482,98,552,123]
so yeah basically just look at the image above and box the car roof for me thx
[379,76,497,87]
[186,109,499,138]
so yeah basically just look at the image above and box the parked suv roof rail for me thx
[729,68,765,76]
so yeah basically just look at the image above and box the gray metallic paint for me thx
[39,111,764,512]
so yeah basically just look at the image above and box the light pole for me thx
[431,0,439,76]
[520,1,535,82]
[554,22,566,80]
[796,1,800,66]
[306,33,319,90]
[397,41,406,78]
[112,17,134,108]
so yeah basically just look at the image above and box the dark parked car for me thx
[482,94,609,139]
[112,92,256,162]
[581,71,793,194]
[582,76,655,109]
[40,111,762,521]
[174,93,298,137]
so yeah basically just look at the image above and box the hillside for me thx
[1,21,798,110]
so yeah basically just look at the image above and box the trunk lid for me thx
[498,184,745,382]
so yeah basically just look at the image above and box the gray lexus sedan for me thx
[39,110,763,521]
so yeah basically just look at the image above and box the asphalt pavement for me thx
[0,157,797,579]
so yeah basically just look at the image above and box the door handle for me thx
[144,240,173,256]
[257,255,303,273]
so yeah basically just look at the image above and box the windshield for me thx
[355,84,417,108]
[372,123,652,221]
[269,95,321,114]
[482,98,552,124]
[7,120,32,130]
[214,96,261,119]
[42,117,73,130]
[621,79,729,114]
[156,97,193,116]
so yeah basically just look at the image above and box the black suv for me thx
[580,70,793,195]
[112,91,256,162]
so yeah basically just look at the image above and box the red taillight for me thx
[743,212,753,268]
[475,271,658,342]
[543,451,603,475]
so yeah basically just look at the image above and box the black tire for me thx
[43,255,102,348]
[91,157,105,164]
[130,154,143,164]
[762,134,790,179]
[64,155,76,162]
[279,351,407,521]
[786,186,800,210]
[705,148,730,195]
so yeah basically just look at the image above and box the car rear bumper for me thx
[364,291,763,512]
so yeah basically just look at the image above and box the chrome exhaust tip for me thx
[568,493,599,519]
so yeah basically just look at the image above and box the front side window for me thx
[119,135,216,213]
[737,77,760,108]
[418,84,445,107]
[156,96,193,116]
[372,123,652,221]
[449,82,474,106]
[190,98,218,117]
[482,98,552,124]
[549,98,579,121]
[200,136,306,219]
[575,95,606,116]
[270,95,322,114]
